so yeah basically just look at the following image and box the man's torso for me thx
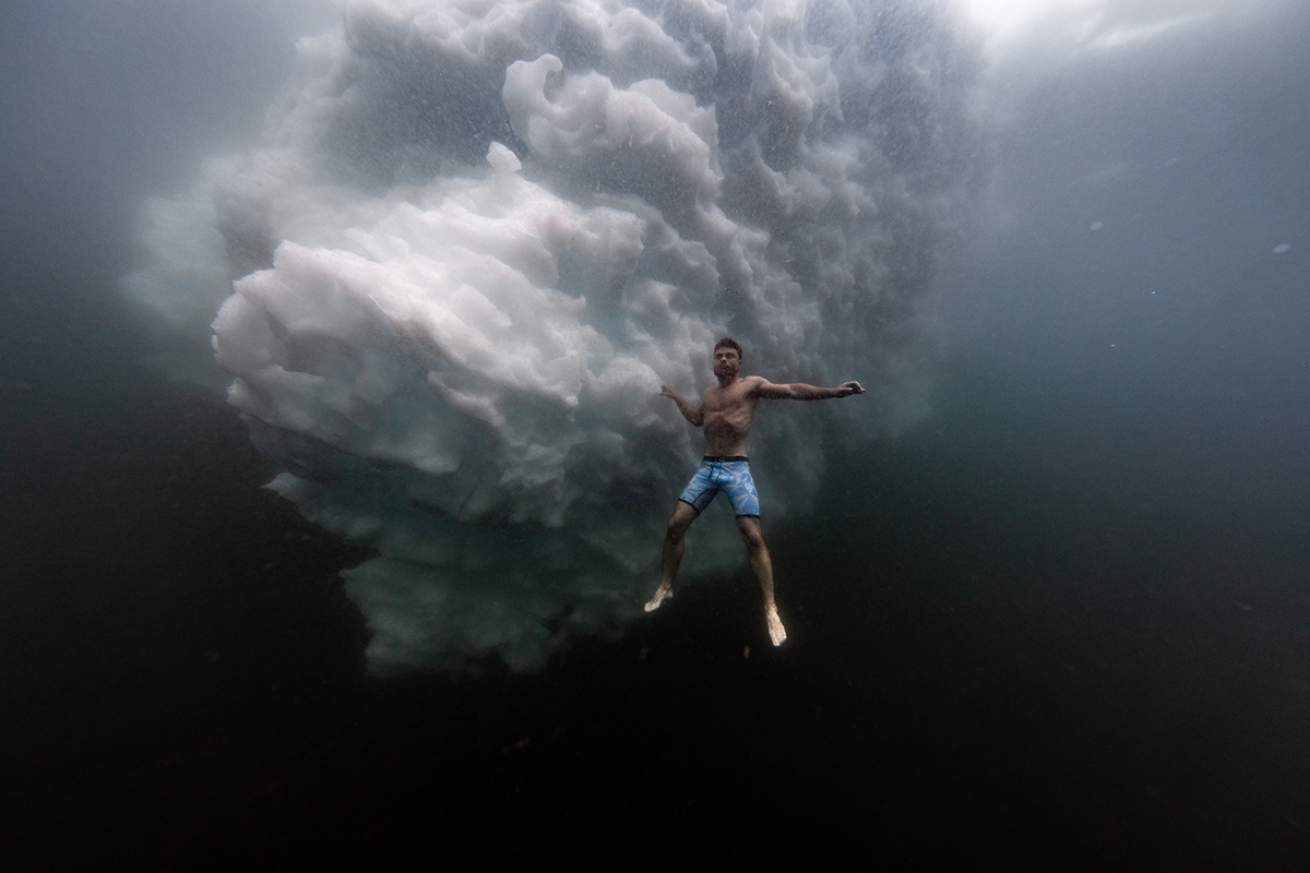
[700,375,764,456]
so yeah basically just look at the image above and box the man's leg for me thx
[645,501,698,612]
[737,516,786,646]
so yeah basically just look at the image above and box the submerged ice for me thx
[125,0,979,672]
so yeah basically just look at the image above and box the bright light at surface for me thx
[956,0,1255,57]
[960,0,1089,30]
[957,0,1098,45]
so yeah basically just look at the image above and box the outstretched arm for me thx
[660,384,705,426]
[754,379,865,400]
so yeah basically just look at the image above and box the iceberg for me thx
[123,0,980,672]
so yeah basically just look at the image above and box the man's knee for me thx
[666,506,695,539]
[737,518,765,548]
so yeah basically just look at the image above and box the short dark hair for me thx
[714,337,742,360]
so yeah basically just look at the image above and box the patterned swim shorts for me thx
[678,456,760,518]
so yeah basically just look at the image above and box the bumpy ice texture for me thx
[124,0,979,672]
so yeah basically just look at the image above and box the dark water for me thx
[4,263,1308,867]
[4,0,1310,868]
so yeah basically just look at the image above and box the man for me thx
[645,337,865,646]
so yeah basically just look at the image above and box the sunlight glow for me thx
[957,0,1237,56]
[957,0,1099,44]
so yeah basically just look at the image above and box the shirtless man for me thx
[645,337,865,645]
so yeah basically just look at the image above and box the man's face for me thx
[713,346,741,379]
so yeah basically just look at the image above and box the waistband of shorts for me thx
[703,455,749,463]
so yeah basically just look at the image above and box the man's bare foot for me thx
[645,583,673,613]
[766,607,787,646]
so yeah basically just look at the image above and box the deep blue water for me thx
[3,0,1310,867]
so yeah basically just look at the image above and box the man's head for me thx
[713,337,742,381]
[714,337,742,361]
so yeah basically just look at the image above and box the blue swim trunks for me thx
[678,456,760,518]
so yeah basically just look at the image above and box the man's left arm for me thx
[754,379,865,400]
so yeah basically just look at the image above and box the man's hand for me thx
[660,383,704,426]
[836,381,865,397]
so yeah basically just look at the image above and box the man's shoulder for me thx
[713,375,765,397]
[707,375,763,391]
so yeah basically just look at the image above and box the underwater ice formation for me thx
[124,0,980,672]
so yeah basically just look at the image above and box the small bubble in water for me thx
[1089,222,1104,231]
[1273,243,1291,254]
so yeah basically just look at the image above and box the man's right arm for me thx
[752,380,865,400]
[661,384,704,427]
